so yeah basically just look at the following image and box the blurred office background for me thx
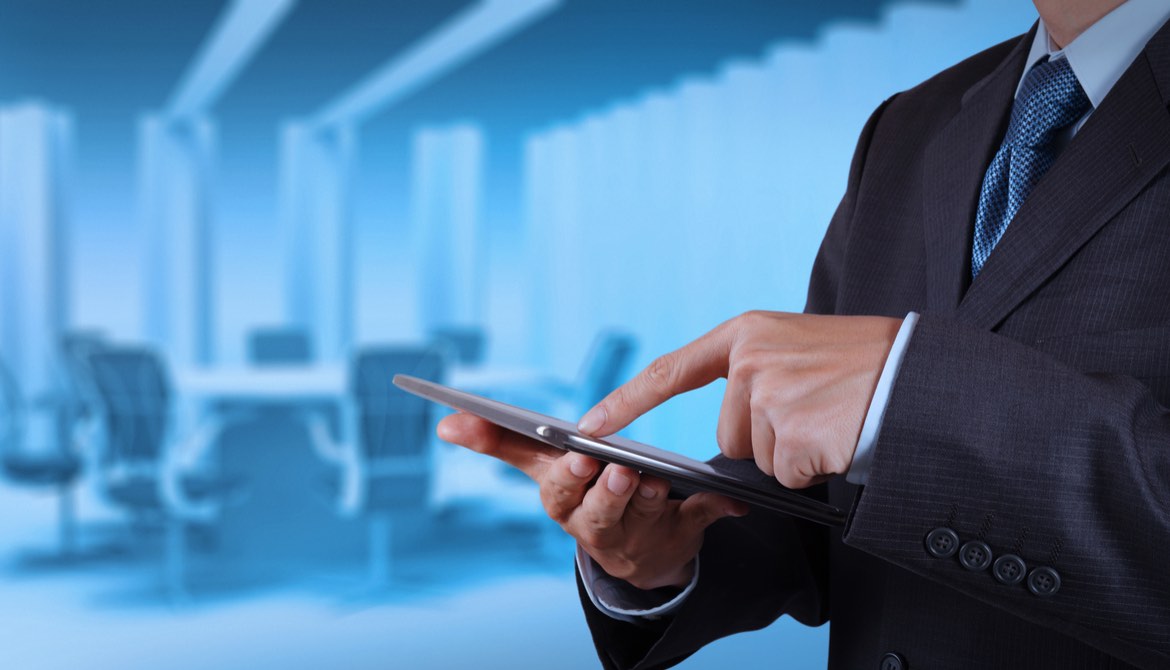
[0,1,1037,667]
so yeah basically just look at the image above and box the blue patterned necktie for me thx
[970,56,1091,278]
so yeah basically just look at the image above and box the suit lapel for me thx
[958,23,1170,330]
[921,29,1033,315]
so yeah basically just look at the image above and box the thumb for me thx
[679,492,749,532]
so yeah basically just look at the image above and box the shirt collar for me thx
[1018,0,1170,109]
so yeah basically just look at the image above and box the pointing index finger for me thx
[578,324,733,437]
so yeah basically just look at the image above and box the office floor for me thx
[1,478,828,670]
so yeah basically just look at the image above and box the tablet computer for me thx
[394,374,846,527]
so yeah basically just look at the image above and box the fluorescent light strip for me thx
[312,0,561,129]
[167,0,297,119]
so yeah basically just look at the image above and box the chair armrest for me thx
[304,409,347,464]
[301,404,364,516]
[71,413,104,468]
[160,409,251,521]
[335,449,364,518]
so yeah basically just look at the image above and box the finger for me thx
[539,452,600,523]
[579,326,734,437]
[437,412,562,479]
[750,403,777,477]
[679,492,749,532]
[571,463,641,545]
[716,375,752,459]
[624,474,671,525]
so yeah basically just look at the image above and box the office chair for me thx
[570,330,638,414]
[307,347,444,587]
[86,347,246,599]
[495,330,638,419]
[428,326,486,366]
[0,353,86,558]
[58,331,108,456]
[247,328,313,366]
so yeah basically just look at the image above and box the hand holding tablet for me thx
[395,374,845,527]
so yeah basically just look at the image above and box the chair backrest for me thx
[59,332,106,415]
[350,347,444,462]
[0,358,23,451]
[52,332,108,454]
[575,331,638,410]
[86,348,171,466]
[428,326,486,366]
[248,328,313,366]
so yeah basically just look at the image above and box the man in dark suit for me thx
[439,0,1170,667]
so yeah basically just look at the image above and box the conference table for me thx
[174,364,550,402]
[168,363,556,583]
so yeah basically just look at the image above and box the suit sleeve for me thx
[845,315,1170,669]
[576,96,898,670]
[805,96,895,316]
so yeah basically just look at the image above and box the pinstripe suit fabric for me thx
[579,19,1170,670]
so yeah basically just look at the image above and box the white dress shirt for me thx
[585,0,1170,621]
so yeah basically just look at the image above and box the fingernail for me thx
[577,406,606,434]
[726,505,748,518]
[569,454,593,478]
[638,484,657,499]
[607,469,631,495]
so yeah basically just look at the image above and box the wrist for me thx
[659,558,697,590]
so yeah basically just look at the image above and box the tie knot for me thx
[1006,56,1091,149]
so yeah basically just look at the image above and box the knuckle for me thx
[754,449,774,476]
[827,449,851,477]
[776,470,800,489]
[747,394,765,420]
[715,423,734,455]
[606,386,631,413]
[583,505,620,536]
[772,411,796,444]
[737,309,762,326]
[578,529,602,548]
[632,499,664,521]
[627,497,653,517]
[703,507,724,527]
[694,504,722,529]
[643,354,677,393]
[727,353,754,380]
[540,491,571,524]
[776,467,804,488]
[735,310,768,335]
[719,429,750,458]
[728,443,752,459]
[539,474,581,523]
[774,450,811,489]
[772,448,787,483]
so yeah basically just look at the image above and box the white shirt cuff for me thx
[576,545,698,623]
[847,311,920,486]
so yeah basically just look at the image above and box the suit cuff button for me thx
[880,651,907,670]
[992,554,1026,585]
[925,527,959,558]
[959,540,993,571]
[1027,566,1061,597]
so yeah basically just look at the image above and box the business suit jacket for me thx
[579,20,1170,670]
